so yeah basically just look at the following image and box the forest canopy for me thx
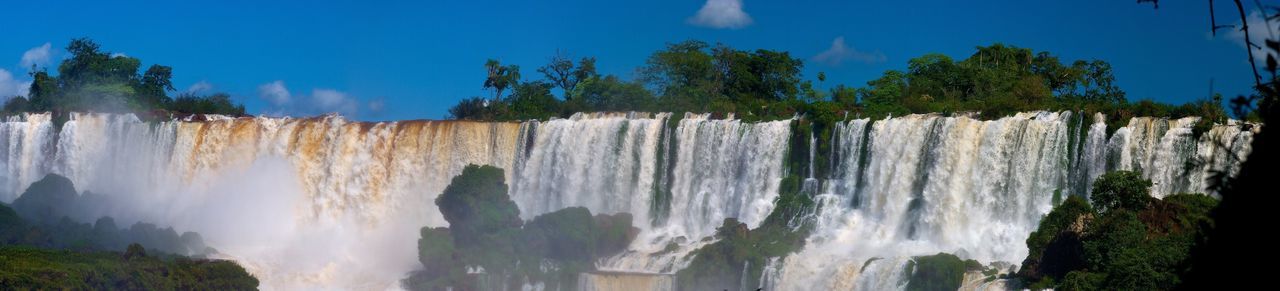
[449,41,1230,126]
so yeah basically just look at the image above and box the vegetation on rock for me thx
[1018,171,1218,290]
[0,176,257,289]
[675,175,814,290]
[403,165,638,291]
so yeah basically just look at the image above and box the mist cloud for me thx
[184,80,214,95]
[20,43,52,69]
[0,69,31,99]
[812,36,886,66]
[257,80,381,118]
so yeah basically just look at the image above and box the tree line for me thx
[450,41,1233,126]
[2,38,245,119]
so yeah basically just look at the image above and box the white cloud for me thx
[310,88,359,116]
[20,43,52,69]
[0,69,32,99]
[258,80,292,106]
[688,0,753,29]
[110,52,128,58]
[812,36,886,66]
[184,80,213,95]
[256,80,367,117]
[1225,11,1277,65]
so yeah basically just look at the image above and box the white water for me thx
[766,111,1255,290]
[513,112,793,274]
[0,111,1254,290]
[0,113,520,289]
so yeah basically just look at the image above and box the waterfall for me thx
[0,113,522,289]
[577,271,675,291]
[772,111,1256,290]
[513,112,793,273]
[511,112,669,224]
[0,110,1254,290]
[1,113,55,200]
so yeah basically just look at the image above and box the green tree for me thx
[446,96,505,120]
[827,84,856,107]
[506,81,561,119]
[537,52,598,100]
[484,59,521,101]
[137,65,174,108]
[1090,171,1153,213]
[434,165,522,244]
[573,75,656,112]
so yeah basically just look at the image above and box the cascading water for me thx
[766,111,1255,290]
[0,110,1255,290]
[511,112,793,273]
[0,112,522,289]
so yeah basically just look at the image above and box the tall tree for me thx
[138,65,174,107]
[537,52,598,100]
[484,59,520,101]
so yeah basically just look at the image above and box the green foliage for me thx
[520,207,635,264]
[522,207,596,263]
[0,204,26,245]
[505,81,561,120]
[168,93,246,116]
[449,41,1229,126]
[0,245,257,290]
[6,174,214,257]
[905,253,974,291]
[405,227,466,291]
[2,190,255,289]
[9,38,245,118]
[435,165,523,247]
[484,59,521,100]
[1019,171,1219,290]
[447,97,507,120]
[677,174,814,291]
[1,97,31,114]
[573,75,657,112]
[407,165,638,290]
[1020,195,1094,282]
[1057,271,1104,291]
[1090,171,1153,213]
[537,54,598,101]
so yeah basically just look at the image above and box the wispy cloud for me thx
[184,80,213,95]
[688,0,753,29]
[1222,11,1277,65]
[19,43,52,69]
[256,80,376,117]
[0,69,32,99]
[367,98,386,114]
[812,36,886,66]
[311,88,360,116]
[257,80,292,106]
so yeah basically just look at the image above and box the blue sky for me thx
[0,0,1268,120]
